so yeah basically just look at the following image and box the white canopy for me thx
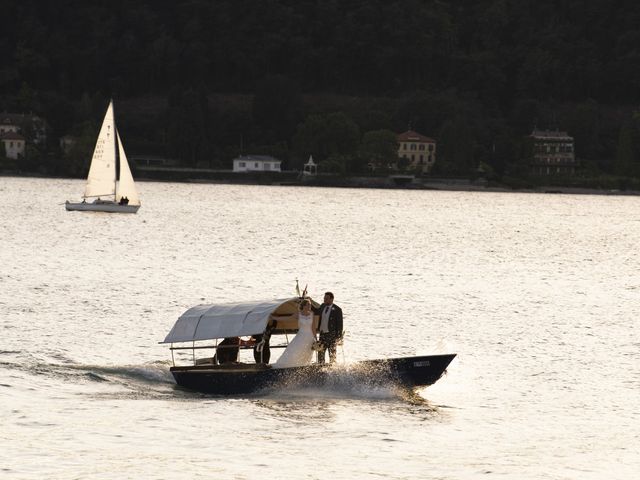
[161,298,311,344]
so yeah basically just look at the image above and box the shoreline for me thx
[2,171,639,197]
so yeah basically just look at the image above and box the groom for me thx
[314,292,343,364]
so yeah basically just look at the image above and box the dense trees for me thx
[1,0,640,180]
[360,130,399,172]
[615,112,640,177]
[291,113,360,171]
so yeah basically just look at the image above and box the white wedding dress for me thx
[274,312,315,368]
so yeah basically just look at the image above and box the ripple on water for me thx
[1,178,639,479]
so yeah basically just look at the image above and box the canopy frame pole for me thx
[171,343,175,366]
[192,341,196,366]
[170,344,287,351]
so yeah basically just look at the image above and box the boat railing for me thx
[168,344,289,351]
[168,339,294,367]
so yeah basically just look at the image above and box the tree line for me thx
[1,0,640,183]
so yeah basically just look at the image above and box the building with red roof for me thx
[397,130,436,173]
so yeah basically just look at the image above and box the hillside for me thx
[2,0,640,184]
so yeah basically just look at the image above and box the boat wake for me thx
[0,354,177,398]
[1,354,440,405]
[256,362,436,405]
[69,361,175,385]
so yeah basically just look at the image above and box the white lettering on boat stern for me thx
[413,360,430,367]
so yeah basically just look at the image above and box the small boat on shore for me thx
[161,297,456,395]
[65,100,140,213]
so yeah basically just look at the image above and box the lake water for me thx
[1,177,639,479]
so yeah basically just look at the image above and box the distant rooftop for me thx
[0,131,25,141]
[397,130,436,143]
[530,129,573,141]
[233,154,280,162]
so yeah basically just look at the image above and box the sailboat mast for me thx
[112,100,119,193]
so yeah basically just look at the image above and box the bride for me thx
[274,299,316,368]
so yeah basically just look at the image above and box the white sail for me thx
[115,130,140,206]
[84,101,117,198]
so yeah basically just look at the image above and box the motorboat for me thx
[160,297,456,395]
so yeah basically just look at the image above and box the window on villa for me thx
[419,155,424,164]
[10,141,13,148]
[239,162,246,167]
[419,144,425,150]
[428,144,434,152]
[264,163,270,170]
[255,163,259,168]
[410,144,416,150]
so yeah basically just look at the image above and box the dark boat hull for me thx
[170,354,456,395]
[65,201,140,213]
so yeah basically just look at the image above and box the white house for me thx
[0,131,26,159]
[0,112,48,163]
[1,113,47,145]
[233,155,281,172]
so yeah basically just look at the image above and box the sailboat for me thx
[65,100,140,213]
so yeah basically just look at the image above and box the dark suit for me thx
[252,333,271,364]
[253,320,277,364]
[314,303,343,364]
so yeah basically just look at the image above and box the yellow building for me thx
[397,130,436,173]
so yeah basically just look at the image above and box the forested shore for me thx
[2,0,640,188]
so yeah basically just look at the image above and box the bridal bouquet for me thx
[311,340,324,352]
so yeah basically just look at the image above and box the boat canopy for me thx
[161,297,315,344]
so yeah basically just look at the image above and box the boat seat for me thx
[195,357,216,366]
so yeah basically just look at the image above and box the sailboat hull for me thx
[65,201,140,213]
